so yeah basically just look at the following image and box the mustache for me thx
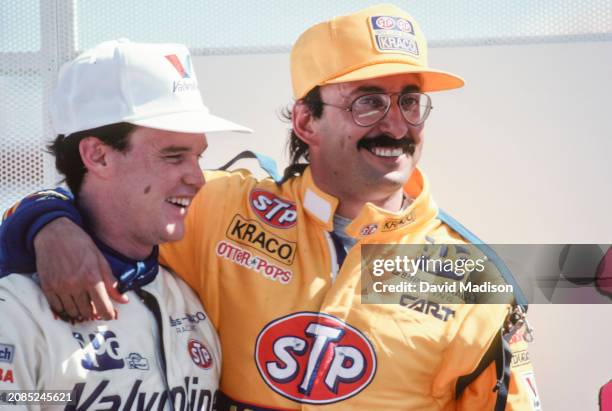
[357,134,416,156]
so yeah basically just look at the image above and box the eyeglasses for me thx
[322,91,433,127]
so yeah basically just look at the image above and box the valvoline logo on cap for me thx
[165,53,197,92]
[165,54,192,78]
[255,312,377,404]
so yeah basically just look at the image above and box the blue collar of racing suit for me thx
[92,237,159,294]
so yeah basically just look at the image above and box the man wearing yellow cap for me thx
[0,4,539,410]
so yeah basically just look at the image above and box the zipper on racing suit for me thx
[136,288,176,410]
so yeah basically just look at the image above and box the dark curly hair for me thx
[280,86,324,182]
[48,122,135,197]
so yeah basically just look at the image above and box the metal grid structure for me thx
[1,1,78,213]
[1,0,611,212]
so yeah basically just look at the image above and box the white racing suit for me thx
[0,267,221,410]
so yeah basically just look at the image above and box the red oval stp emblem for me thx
[359,224,378,236]
[249,189,297,229]
[188,339,212,369]
[375,16,396,29]
[396,18,414,33]
[255,312,377,404]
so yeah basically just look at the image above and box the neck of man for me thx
[309,168,405,219]
[78,183,154,261]
[335,189,405,219]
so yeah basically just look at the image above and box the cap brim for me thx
[130,111,253,134]
[324,63,465,92]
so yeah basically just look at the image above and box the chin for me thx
[382,169,412,187]
[161,222,185,243]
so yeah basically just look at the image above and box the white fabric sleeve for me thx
[0,274,48,411]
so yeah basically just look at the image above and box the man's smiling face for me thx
[308,73,426,202]
[109,126,207,248]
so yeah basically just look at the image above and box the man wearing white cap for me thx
[0,5,539,410]
[0,40,251,409]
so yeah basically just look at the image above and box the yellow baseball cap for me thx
[291,4,464,99]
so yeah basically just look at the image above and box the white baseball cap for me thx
[51,39,252,136]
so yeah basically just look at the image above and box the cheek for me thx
[337,129,362,151]
[328,135,352,155]
[416,137,425,154]
[121,174,156,202]
[338,137,347,149]
[412,126,425,142]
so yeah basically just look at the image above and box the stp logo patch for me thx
[188,339,213,370]
[359,224,378,236]
[396,18,415,34]
[255,312,377,404]
[250,190,297,229]
[375,16,395,29]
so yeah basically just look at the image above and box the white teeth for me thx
[166,197,191,207]
[370,147,403,157]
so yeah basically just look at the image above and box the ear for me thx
[292,100,321,148]
[78,137,112,178]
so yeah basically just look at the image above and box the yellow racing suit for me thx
[161,166,540,410]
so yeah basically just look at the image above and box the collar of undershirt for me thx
[79,208,160,293]
[332,194,413,251]
[92,237,159,293]
[332,213,357,252]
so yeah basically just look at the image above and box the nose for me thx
[183,159,206,190]
[377,99,410,139]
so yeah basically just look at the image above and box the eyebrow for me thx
[353,85,385,95]
[402,84,421,93]
[350,83,422,96]
[159,145,191,154]
[160,143,208,156]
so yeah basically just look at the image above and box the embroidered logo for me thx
[255,312,377,404]
[369,15,419,56]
